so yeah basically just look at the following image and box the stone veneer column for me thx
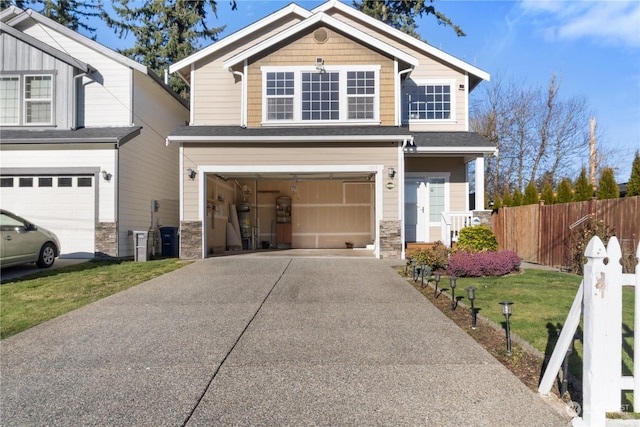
[180,221,203,260]
[95,222,117,259]
[472,210,492,227]
[379,220,402,259]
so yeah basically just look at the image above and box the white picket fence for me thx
[538,236,640,426]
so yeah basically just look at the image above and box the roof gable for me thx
[222,11,418,69]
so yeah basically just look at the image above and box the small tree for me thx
[574,167,593,201]
[541,181,555,205]
[523,181,539,205]
[502,186,513,207]
[492,194,503,209]
[627,150,640,197]
[596,167,620,199]
[556,178,573,204]
[512,187,524,206]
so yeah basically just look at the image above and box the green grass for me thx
[0,259,189,339]
[456,269,636,411]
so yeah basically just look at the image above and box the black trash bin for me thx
[159,227,179,257]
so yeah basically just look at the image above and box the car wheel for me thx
[37,242,56,268]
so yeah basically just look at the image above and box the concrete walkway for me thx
[0,256,570,426]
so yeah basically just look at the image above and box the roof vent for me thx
[313,28,328,44]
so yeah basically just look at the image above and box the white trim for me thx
[168,134,408,143]
[406,79,457,123]
[179,145,184,222]
[313,0,490,82]
[223,12,418,70]
[464,74,469,131]
[169,4,312,74]
[407,146,497,154]
[23,74,53,126]
[189,64,195,125]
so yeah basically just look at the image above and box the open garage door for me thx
[0,175,96,258]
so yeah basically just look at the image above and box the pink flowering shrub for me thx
[448,250,521,277]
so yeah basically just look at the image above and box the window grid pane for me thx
[0,77,20,125]
[266,72,294,120]
[408,84,451,120]
[25,76,52,124]
[302,72,339,120]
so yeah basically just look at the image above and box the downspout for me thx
[229,67,246,128]
[396,67,413,127]
[72,71,92,130]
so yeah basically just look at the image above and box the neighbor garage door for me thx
[0,175,96,258]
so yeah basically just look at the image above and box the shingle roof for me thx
[0,127,142,145]
[411,131,494,148]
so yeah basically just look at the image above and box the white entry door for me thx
[405,174,449,243]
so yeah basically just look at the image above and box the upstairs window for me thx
[0,74,53,125]
[25,75,52,124]
[406,81,455,122]
[262,66,379,124]
[0,76,20,125]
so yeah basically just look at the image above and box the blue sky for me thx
[94,0,639,180]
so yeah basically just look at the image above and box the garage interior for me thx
[204,172,376,256]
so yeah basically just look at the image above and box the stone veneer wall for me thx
[180,221,203,260]
[379,220,402,259]
[95,222,117,259]
[472,210,492,227]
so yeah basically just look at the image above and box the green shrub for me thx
[456,225,498,253]
[410,241,450,270]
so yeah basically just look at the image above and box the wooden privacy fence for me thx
[492,196,640,270]
[538,236,640,426]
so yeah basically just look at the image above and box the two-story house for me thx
[168,0,495,260]
[0,7,189,259]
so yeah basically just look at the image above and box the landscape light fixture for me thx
[434,271,441,297]
[499,301,514,355]
[187,168,197,180]
[465,286,477,329]
[449,276,457,310]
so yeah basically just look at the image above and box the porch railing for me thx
[441,211,473,247]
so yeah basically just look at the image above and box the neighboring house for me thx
[168,0,496,260]
[0,7,189,259]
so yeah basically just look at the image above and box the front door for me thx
[404,178,428,242]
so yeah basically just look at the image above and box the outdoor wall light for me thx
[449,276,457,310]
[499,301,514,355]
[101,170,112,182]
[187,168,197,180]
[465,286,477,329]
[388,167,396,179]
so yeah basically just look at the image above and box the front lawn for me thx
[0,259,189,339]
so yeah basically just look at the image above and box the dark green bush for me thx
[409,241,450,270]
[456,225,498,253]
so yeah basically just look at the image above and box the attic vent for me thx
[313,28,328,44]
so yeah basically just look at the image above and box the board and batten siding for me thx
[115,71,188,257]
[0,32,76,129]
[0,146,117,221]
[246,26,396,127]
[191,18,304,126]
[16,22,133,127]
[181,143,399,223]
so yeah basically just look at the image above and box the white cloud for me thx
[519,0,640,48]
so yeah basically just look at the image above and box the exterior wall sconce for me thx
[187,168,197,180]
[499,301,514,355]
[315,57,325,73]
[388,167,396,179]
[101,170,112,182]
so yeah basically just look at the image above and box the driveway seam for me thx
[181,258,292,426]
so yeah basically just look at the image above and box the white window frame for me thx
[0,75,20,126]
[24,74,53,125]
[261,65,380,125]
[407,79,456,123]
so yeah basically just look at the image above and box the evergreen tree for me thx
[103,0,236,98]
[512,188,524,206]
[596,167,620,199]
[627,150,640,197]
[353,0,465,40]
[541,181,555,205]
[1,0,100,38]
[523,180,539,205]
[502,186,513,207]
[574,167,593,202]
[492,194,503,209]
[556,178,573,204]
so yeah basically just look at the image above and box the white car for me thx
[0,209,61,268]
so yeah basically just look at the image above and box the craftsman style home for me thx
[168,0,495,259]
[0,7,188,258]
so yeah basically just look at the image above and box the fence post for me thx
[603,236,622,412]
[582,236,608,426]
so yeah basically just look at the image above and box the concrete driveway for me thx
[0,255,570,426]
